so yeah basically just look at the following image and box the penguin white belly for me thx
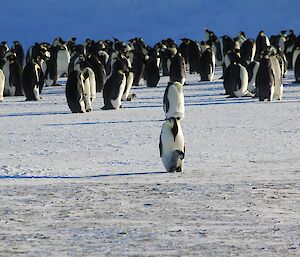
[160,120,185,172]
[122,72,134,101]
[234,65,251,97]
[0,69,5,101]
[248,61,260,93]
[208,52,216,81]
[57,50,70,77]
[2,62,14,96]
[165,83,185,120]
[270,56,283,100]
[111,74,126,110]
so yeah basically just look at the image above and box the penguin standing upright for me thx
[240,38,256,65]
[169,52,186,85]
[187,40,201,74]
[163,81,185,120]
[144,47,160,87]
[43,45,59,87]
[11,41,24,67]
[66,70,86,113]
[255,31,270,61]
[22,45,49,101]
[66,62,96,113]
[247,61,260,93]
[293,47,300,83]
[56,44,70,77]
[159,117,185,172]
[269,52,283,100]
[0,69,5,101]
[87,54,107,92]
[120,47,135,101]
[223,60,252,98]
[3,52,23,96]
[256,52,275,101]
[102,56,127,110]
[199,45,215,82]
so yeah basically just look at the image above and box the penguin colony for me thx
[1,29,300,171]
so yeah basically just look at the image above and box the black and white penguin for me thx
[43,45,59,87]
[256,53,275,101]
[199,44,215,81]
[293,47,300,83]
[246,61,260,93]
[178,38,190,68]
[240,38,256,65]
[22,45,49,100]
[144,47,160,87]
[169,52,186,85]
[223,61,252,97]
[86,54,107,92]
[269,52,283,100]
[0,69,5,102]
[56,44,70,77]
[187,40,201,74]
[120,47,135,101]
[255,31,270,61]
[102,56,127,110]
[159,117,185,172]
[163,81,185,120]
[22,61,43,101]
[11,41,25,67]
[3,52,23,96]
[66,61,96,113]
[66,70,86,113]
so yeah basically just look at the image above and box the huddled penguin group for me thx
[1,28,300,172]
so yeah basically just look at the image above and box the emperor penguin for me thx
[11,41,25,67]
[22,45,50,100]
[240,38,256,65]
[255,31,270,61]
[66,63,96,113]
[163,81,185,120]
[223,61,252,97]
[3,51,23,96]
[102,56,127,110]
[256,52,275,101]
[199,45,215,81]
[247,61,260,93]
[293,47,300,83]
[0,69,5,102]
[169,52,186,85]
[144,47,160,87]
[22,60,43,101]
[159,117,185,172]
[120,46,135,101]
[187,40,201,74]
[66,70,86,113]
[86,54,107,92]
[56,44,70,77]
[268,50,283,100]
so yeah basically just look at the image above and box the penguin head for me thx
[5,51,16,62]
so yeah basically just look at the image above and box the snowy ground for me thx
[0,68,300,256]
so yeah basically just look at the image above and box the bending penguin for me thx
[163,81,185,120]
[159,117,185,172]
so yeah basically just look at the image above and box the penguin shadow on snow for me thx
[46,118,165,127]
[0,110,71,118]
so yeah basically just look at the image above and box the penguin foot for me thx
[86,109,92,112]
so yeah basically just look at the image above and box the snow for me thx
[0,68,300,256]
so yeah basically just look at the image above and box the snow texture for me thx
[0,68,300,256]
